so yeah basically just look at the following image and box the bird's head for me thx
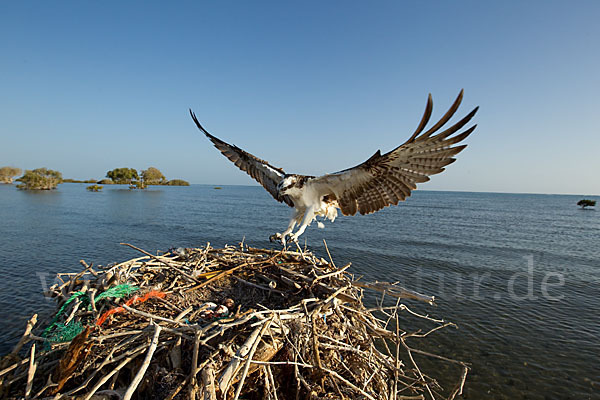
[277,175,299,198]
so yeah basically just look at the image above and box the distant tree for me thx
[141,167,166,185]
[0,166,22,184]
[129,180,146,190]
[577,199,596,209]
[165,179,190,186]
[97,179,113,185]
[86,185,103,192]
[16,168,63,190]
[106,168,139,184]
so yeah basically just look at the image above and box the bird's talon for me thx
[269,233,282,243]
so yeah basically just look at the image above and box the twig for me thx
[232,317,273,400]
[352,281,435,304]
[123,323,162,400]
[185,262,250,293]
[83,347,147,400]
[311,262,351,285]
[231,276,286,295]
[394,299,401,400]
[219,321,265,393]
[10,314,37,356]
[201,364,217,400]
[120,242,201,284]
[265,365,278,400]
[189,330,201,400]
[121,304,190,327]
[0,357,30,378]
[321,366,377,400]
[24,343,36,399]
[448,366,469,400]
[400,337,435,400]
[322,239,337,269]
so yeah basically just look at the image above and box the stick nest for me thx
[0,241,468,400]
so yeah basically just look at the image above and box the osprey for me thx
[190,90,478,245]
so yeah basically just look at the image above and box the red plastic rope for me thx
[96,290,167,327]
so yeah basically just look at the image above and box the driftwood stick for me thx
[174,306,193,322]
[121,304,190,327]
[82,347,146,400]
[400,337,435,400]
[24,343,36,399]
[184,262,249,293]
[352,281,435,304]
[123,323,162,400]
[79,259,99,277]
[399,304,445,324]
[0,357,30,378]
[188,331,202,400]
[321,366,377,400]
[265,365,278,400]
[448,365,469,400]
[394,303,401,400]
[276,265,357,304]
[165,377,189,400]
[165,347,221,400]
[311,262,351,285]
[32,375,57,399]
[249,360,314,368]
[261,365,272,399]
[105,255,148,274]
[310,306,323,372]
[219,321,265,393]
[232,317,273,400]
[170,337,182,370]
[88,288,98,315]
[322,239,337,268]
[93,330,144,342]
[155,296,184,313]
[120,243,201,284]
[232,276,286,295]
[404,321,456,339]
[64,297,82,326]
[200,364,217,400]
[65,340,149,396]
[159,325,194,341]
[11,314,37,356]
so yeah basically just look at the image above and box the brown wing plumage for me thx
[190,110,294,207]
[310,90,478,216]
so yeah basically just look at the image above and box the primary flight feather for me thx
[190,90,478,244]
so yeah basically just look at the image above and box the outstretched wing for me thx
[310,90,478,216]
[190,110,294,207]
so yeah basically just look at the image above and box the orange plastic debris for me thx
[96,290,166,326]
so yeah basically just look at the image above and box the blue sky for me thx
[1,1,598,194]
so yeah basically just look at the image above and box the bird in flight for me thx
[190,90,478,245]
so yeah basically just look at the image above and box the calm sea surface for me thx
[0,183,598,399]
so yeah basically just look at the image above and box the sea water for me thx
[0,183,598,399]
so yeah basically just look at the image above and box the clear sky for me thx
[1,1,598,195]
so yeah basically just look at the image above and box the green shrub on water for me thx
[577,199,596,209]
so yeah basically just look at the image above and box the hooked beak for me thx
[276,186,287,201]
